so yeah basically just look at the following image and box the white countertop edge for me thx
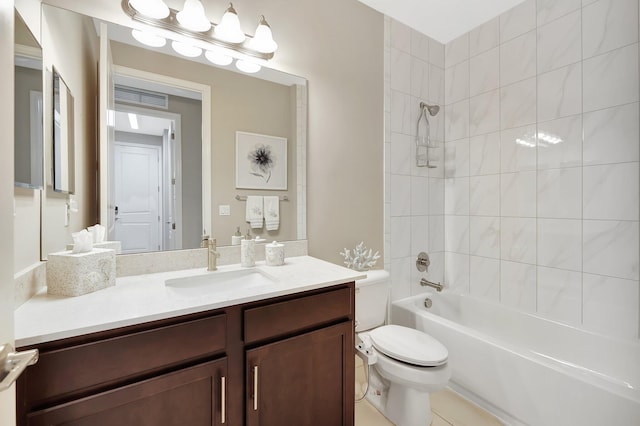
[15,256,367,347]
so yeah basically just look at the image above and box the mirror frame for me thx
[52,66,75,194]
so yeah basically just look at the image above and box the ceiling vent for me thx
[114,85,168,109]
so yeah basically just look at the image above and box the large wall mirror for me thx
[39,3,307,256]
[14,10,43,190]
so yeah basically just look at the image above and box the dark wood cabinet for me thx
[17,282,355,426]
[246,322,354,426]
[26,358,228,426]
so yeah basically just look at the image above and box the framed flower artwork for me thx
[235,131,288,190]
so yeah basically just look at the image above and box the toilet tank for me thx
[355,270,390,332]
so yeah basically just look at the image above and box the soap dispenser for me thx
[241,230,255,267]
[231,227,243,246]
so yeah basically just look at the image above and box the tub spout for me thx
[420,278,443,292]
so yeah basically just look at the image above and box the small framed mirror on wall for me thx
[52,67,75,194]
[14,10,43,189]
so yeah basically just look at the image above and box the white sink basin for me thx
[165,268,277,297]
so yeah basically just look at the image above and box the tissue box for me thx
[66,241,122,254]
[46,248,116,297]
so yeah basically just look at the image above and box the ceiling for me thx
[114,110,172,136]
[358,0,526,44]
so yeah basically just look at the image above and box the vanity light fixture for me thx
[235,58,261,73]
[171,40,202,57]
[176,0,211,32]
[129,0,169,19]
[205,49,233,66]
[123,0,278,72]
[214,3,245,43]
[248,16,277,54]
[131,29,166,47]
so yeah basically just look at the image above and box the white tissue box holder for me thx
[66,241,122,254]
[46,248,116,297]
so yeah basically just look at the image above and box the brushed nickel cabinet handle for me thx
[253,365,259,411]
[220,376,226,424]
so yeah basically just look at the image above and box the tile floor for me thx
[355,357,503,426]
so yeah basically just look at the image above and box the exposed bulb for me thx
[171,40,202,57]
[235,59,261,73]
[131,29,166,47]
[205,49,233,66]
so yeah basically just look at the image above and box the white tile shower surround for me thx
[385,0,640,342]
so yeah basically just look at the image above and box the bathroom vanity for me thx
[14,256,363,426]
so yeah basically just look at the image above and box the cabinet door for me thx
[246,322,354,426]
[27,358,228,426]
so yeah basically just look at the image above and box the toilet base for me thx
[365,367,434,426]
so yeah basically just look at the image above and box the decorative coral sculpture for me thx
[339,241,381,271]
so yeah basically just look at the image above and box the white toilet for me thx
[356,270,450,426]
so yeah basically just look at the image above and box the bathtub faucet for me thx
[420,278,443,292]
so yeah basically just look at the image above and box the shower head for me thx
[420,102,440,116]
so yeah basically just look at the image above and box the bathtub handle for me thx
[416,252,430,272]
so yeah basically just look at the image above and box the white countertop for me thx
[15,256,366,347]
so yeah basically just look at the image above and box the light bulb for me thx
[205,49,233,66]
[176,0,211,32]
[249,16,277,53]
[171,41,202,57]
[235,59,261,73]
[214,3,246,43]
[131,29,166,47]
[129,0,170,19]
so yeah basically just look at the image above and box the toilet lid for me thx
[369,325,448,367]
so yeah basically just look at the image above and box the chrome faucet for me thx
[207,238,221,271]
[420,278,443,292]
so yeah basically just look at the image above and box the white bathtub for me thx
[391,292,640,426]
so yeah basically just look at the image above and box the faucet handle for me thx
[416,252,430,272]
[208,238,220,257]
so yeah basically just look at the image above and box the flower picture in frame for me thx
[235,131,287,190]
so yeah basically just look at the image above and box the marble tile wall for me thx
[441,0,640,340]
[384,17,446,302]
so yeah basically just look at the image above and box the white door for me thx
[114,142,162,253]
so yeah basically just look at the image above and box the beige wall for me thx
[39,5,99,257]
[111,41,297,246]
[261,0,385,264]
[0,1,16,423]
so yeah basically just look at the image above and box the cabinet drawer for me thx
[244,286,353,344]
[27,358,227,426]
[23,314,226,406]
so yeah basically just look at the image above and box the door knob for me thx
[0,344,38,392]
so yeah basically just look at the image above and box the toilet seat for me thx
[369,325,448,367]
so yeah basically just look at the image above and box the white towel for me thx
[246,196,264,229]
[264,196,280,231]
